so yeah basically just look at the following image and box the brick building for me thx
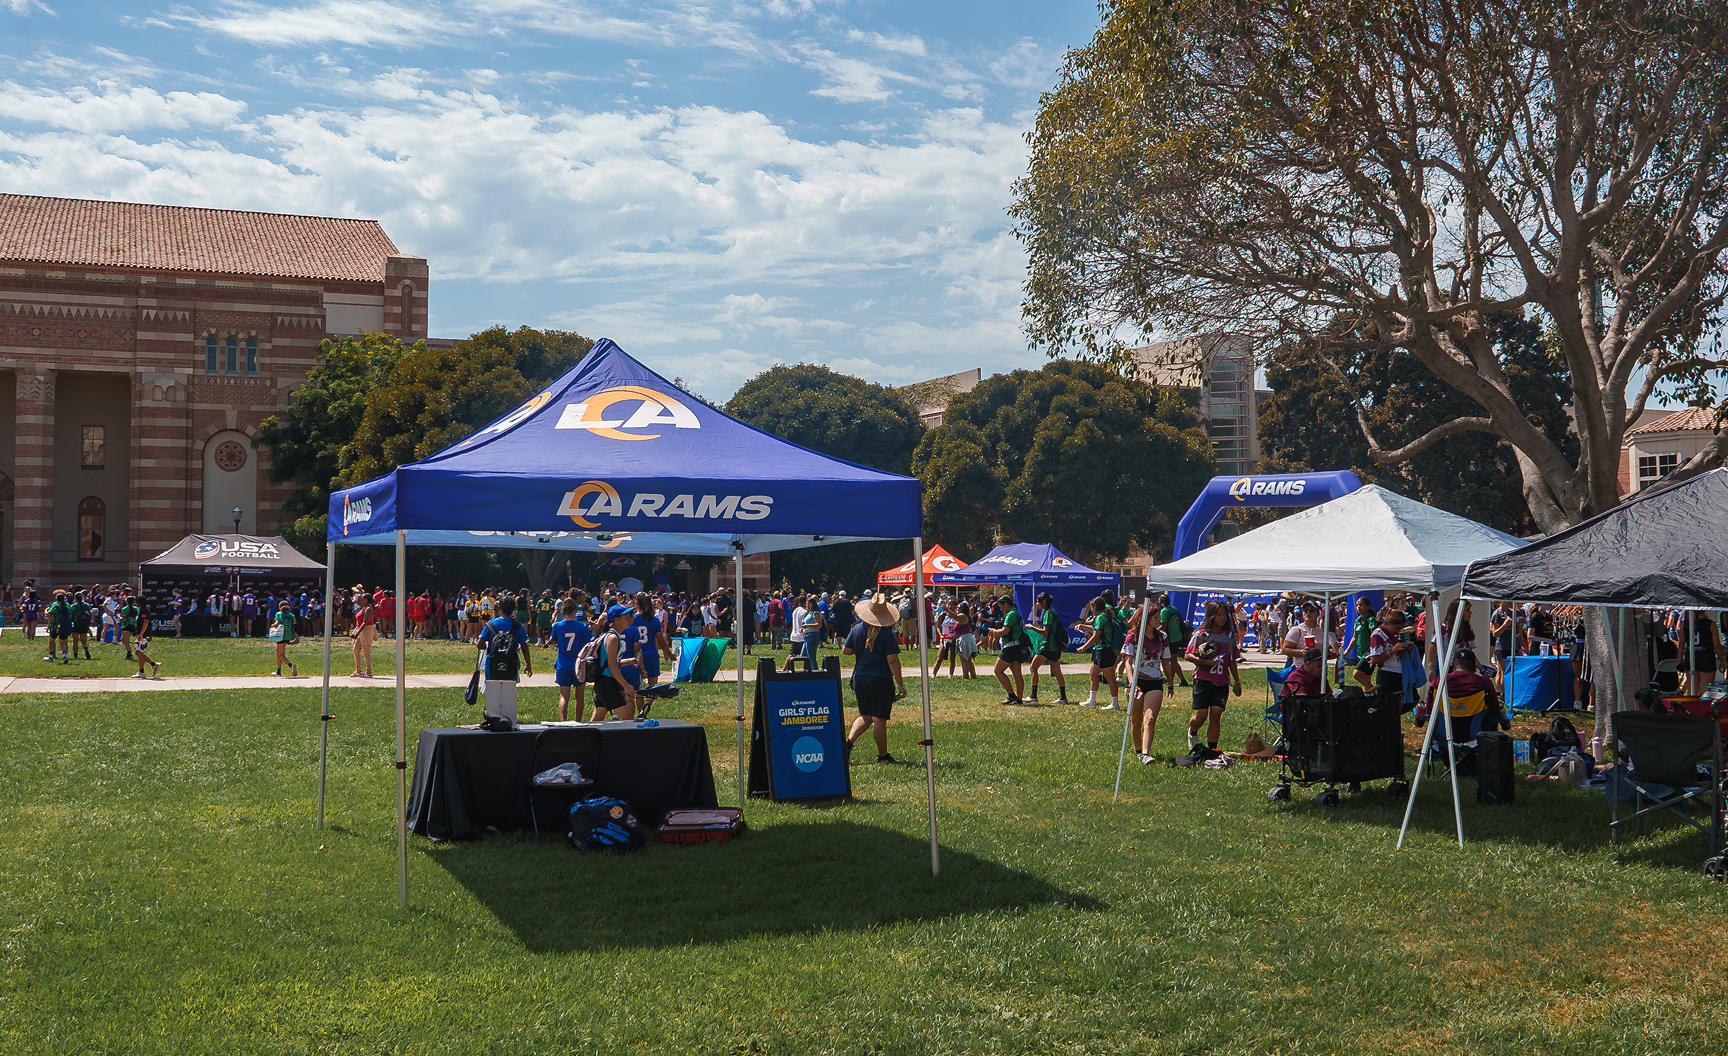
[0,193,427,589]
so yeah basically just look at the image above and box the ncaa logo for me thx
[792,736,824,772]
[193,540,221,560]
[557,481,623,528]
[555,386,701,441]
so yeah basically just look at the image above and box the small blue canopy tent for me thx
[318,339,938,904]
[934,542,1121,650]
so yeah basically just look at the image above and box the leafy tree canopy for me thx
[726,364,926,592]
[726,364,924,475]
[913,360,1214,565]
[257,326,592,588]
[1259,311,1578,536]
[1014,0,1728,534]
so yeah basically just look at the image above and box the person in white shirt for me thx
[783,595,809,671]
[1367,608,1416,699]
[1281,601,1338,662]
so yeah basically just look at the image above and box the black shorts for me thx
[594,677,629,713]
[854,676,896,720]
[1192,679,1229,711]
[1135,676,1165,694]
[1037,642,1063,662]
[1375,668,1403,698]
[1354,659,1374,675]
[1000,643,1030,664]
[1093,647,1119,667]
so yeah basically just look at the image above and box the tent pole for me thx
[395,530,407,910]
[734,542,746,811]
[912,535,939,877]
[1397,594,1465,849]
[1436,596,1464,848]
[318,540,335,829]
[1321,592,1331,695]
[1602,605,1623,762]
[1114,599,1153,803]
[1688,609,1697,698]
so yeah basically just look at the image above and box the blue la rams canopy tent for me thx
[935,542,1120,650]
[316,339,939,905]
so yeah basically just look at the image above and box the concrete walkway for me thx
[0,649,1294,693]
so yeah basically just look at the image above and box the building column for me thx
[13,370,55,588]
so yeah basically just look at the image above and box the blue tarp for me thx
[934,543,1120,651]
[327,339,923,553]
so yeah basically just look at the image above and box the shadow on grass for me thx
[1272,767,1719,871]
[430,819,1101,952]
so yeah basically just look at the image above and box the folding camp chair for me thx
[529,727,601,845]
[1426,691,1490,780]
[1263,664,1294,740]
[1609,709,1724,854]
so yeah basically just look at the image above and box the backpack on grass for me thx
[569,797,645,853]
[1549,715,1582,752]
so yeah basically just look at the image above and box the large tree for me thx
[1258,311,1578,536]
[1014,0,1728,536]
[912,360,1214,566]
[259,326,593,591]
[726,365,926,592]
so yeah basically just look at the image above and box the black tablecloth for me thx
[407,720,718,840]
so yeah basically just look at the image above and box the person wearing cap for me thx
[593,603,645,720]
[1281,601,1338,663]
[1282,648,1328,698]
[843,593,907,763]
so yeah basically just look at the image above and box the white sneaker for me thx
[1081,696,1097,707]
[130,671,146,679]
[1101,700,1122,711]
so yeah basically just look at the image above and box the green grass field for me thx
[2,667,1724,1054]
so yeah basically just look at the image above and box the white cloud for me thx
[0,81,246,132]
[4,0,55,15]
[160,1,456,47]
[845,30,926,57]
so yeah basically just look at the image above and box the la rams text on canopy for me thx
[557,480,771,528]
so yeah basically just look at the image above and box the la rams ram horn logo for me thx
[1051,557,1073,568]
[193,540,221,560]
[555,386,700,441]
[1229,477,1253,500]
[558,481,622,528]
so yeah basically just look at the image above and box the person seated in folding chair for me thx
[1430,650,1506,771]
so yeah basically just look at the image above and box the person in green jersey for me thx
[1026,592,1070,704]
[1157,594,1191,688]
[271,599,299,677]
[1079,595,1126,709]
[70,591,93,660]
[46,590,73,664]
[1349,596,1378,690]
[993,595,1029,705]
[119,596,140,660]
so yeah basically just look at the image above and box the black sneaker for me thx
[999,695,1018,705]
[877,754,897,764]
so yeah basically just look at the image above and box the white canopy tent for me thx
[1136,486,1527,845]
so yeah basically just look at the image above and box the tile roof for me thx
[0,193,403,283]
[1626,406,1722,436]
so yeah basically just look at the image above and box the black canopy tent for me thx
[140,535,327,629]
[1458,468,1728,815]
[1461,467,1728,610]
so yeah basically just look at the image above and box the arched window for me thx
[78,497,104,560]
[246,337,258,375]
[205,336,218,373]
[226,337,238,374]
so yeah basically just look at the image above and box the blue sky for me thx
[0,0,1105,398]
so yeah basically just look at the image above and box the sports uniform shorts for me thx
[641,652,661,680]
[1037,640,1063,662]
[1354,658,1374,675]
[594,676,629,713]
[1192,678,1230,711]
[1092,647,1119,667]
[854,675,896,720]
[554,664,578,688]
[1135,675,1166,695]
[1376,668,1404,699]
[1000,642,1030,664]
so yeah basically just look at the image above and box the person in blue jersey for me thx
[592,604,644,721]
[551,598,592,721]
[632,592,667,686]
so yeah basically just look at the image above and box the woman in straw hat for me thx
[843,592,908,764]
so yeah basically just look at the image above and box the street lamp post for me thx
[232,507,243,535]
